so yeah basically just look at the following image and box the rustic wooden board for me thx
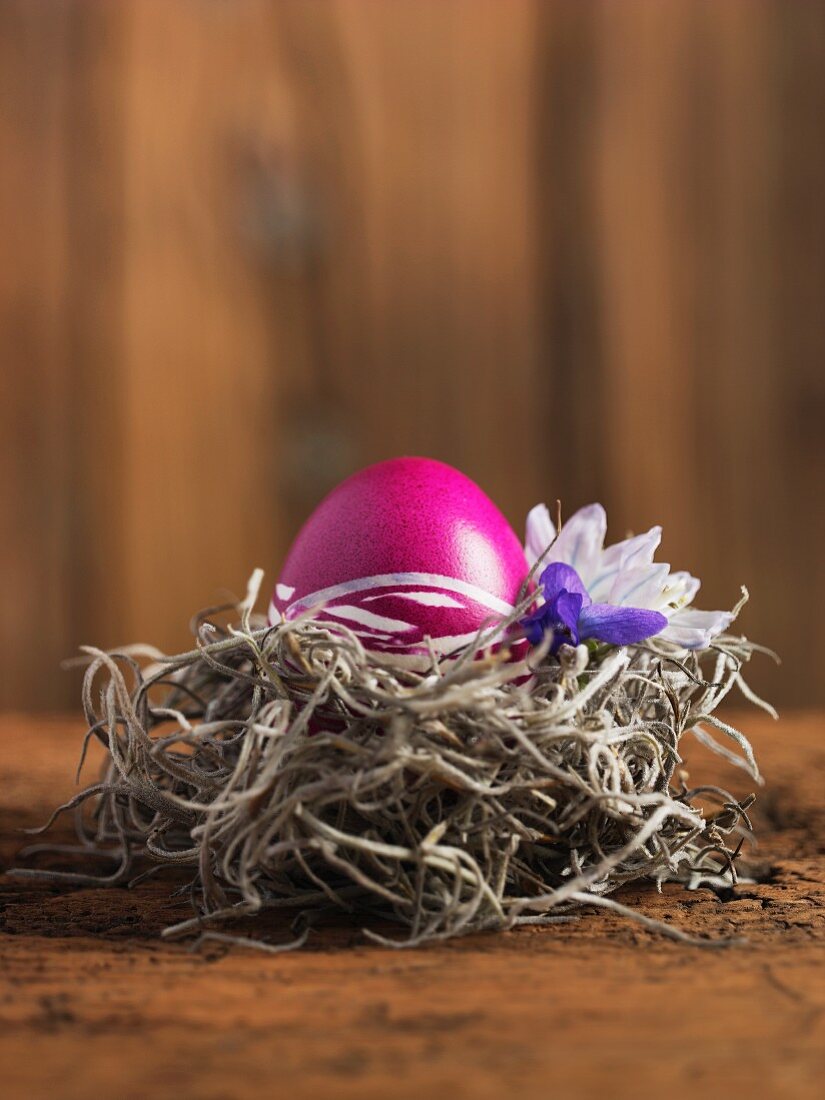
[1,711,823,1099]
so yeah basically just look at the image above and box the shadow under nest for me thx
[16,572,772,951]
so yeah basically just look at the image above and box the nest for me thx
[17,571,775,951]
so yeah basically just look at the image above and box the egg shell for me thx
[270,456,529,664]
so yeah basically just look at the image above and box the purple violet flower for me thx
[521,562,667,653]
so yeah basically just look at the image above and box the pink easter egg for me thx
[269,457,529,665]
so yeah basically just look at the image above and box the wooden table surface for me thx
[1,711,823,1100]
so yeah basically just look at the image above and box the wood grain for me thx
[0,3,74,708]
[0,710,823,1099]
[1,0,823,709]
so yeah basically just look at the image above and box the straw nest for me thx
[16,571,774,951]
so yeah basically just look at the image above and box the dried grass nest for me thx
[17,570,777,951]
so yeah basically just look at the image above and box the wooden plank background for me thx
[1,0,823,710]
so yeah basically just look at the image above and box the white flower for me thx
[525,503,734,650]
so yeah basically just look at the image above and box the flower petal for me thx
[607,563,671,609]
[587,526,662,601]
[539,562,592,606]
[606,526,662,568]
[547,504,607,586]
[578,604,667,645]
[657,570,701,612]
[552,590,584,640]
[659,607,734,649]
[521,605,552,646]
[525,503,556,568]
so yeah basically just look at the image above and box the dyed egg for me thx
[269,457,529,665]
